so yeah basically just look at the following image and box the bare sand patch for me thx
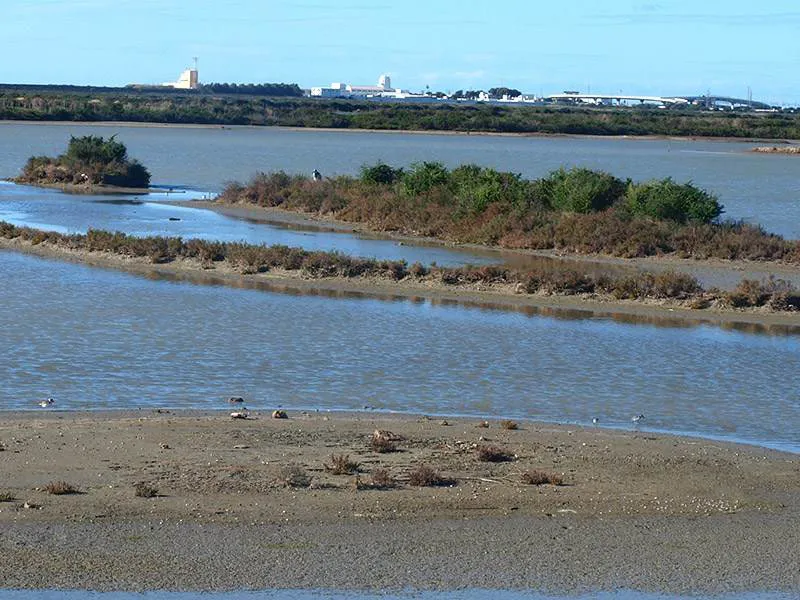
[0,410,797,592]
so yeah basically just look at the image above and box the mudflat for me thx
[0,410,798,593]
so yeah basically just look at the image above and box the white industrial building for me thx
[163,68,199,90]
[311,74,397,98]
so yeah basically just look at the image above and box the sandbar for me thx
[0,410,798,593]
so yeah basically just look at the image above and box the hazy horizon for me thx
[2,0,798,105]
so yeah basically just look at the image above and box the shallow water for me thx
[1,122,798,237]
[1,251,798,453]
[0,181,496,268]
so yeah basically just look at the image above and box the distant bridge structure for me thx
[546,92,775,110]
[545,92,689,106]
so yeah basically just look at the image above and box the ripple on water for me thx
[0,251,798,453]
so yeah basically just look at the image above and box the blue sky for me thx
[2,0,799,105]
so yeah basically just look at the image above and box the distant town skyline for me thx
[2,0,799,105]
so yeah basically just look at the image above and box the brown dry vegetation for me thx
[2,221,798,311]
[521,470,565,486]
[44,481,80,495]
[216,169,800,264]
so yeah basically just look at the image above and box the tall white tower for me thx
[378,74,391,90]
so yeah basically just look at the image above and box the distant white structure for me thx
[311,74,396,98]
[163,67,199,90]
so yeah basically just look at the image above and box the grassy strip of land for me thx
[218,165,800,265]
[2,221,797,312]
[3,92,800,138]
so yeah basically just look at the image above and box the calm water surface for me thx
[0,181,495,267]
[1,122,798,237]
[1,251,798,453]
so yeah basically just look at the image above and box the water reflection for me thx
[138,265,800,337]
[1,250,798,453]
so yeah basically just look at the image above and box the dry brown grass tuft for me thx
[408,465,455,487]
[476,444,515,462]
[325,454,360,475]
[44,481,80,495]
[500,420,519,430]
[134,482,159,498]
[370,468,396,489]
[278,464,311,488]
[370,437,398,453]
[521,470,564,486]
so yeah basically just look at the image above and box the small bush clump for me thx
[279,464,311,488]
[134,482,159,498]
[476,445,515,462]
[370,437,398,453]
[521,470,564,486]
[500,420,519,430]
[0,492,15,502]
[324,454,360,475]
[44,481,80,495]
[408,465,455,487]
[370,468,396,489]
[625,178,723,224]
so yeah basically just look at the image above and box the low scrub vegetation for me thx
[369,468,396,489]
[216,165,800,265]
[408,465,455,487]
[4,92,800,140]
[134,482,159,498]
[476,445,515,462]
[44,480,80,495]
[521,470,564,486]
[1,221,798,312]
[278,464,311,488]
[324,454,360,475]
[0,492,15,502]
[500,420,519,430]
[16,135,151,188]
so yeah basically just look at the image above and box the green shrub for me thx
[541,168,626,213]
[402,161,450,196]
[450,164,529,215]
[360,162,404,185]
[625,178,723,224]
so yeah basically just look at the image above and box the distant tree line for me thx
[1,91,800,139]
[198,82,303,97]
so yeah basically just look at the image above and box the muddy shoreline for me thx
[2,119,796,144]
[0,410,798,593]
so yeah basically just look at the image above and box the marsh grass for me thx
[2,220,798,310]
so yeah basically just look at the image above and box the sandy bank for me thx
[1,235,798,332]
[752,145,800,155]
[0,410,798,592]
